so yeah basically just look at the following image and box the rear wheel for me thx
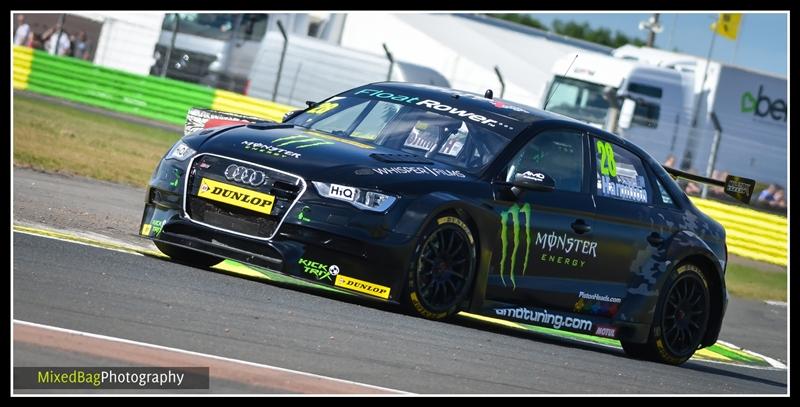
[621,263,711,365]
[154,241,224,269]
[406,215,477,320]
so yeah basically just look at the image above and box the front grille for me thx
[184,154,305,240]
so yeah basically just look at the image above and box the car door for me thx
[578,135,661,318]
[486,127,598,312]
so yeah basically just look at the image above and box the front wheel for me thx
[406,215,477,320]
[621,263,711,365]
[154,241,224,269]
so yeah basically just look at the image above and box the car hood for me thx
[196,125,479,187]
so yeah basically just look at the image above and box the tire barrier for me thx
[690,197,787,266]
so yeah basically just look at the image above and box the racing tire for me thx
[621,263,711,365]
[405,214,477,320]
[154,241,224,269]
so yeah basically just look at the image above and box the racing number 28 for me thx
[597,140,617,177]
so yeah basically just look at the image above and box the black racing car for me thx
[140,82,755,365]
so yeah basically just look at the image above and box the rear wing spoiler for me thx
[663,166,756,204]
[184,108,276,136]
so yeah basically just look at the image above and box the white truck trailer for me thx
[540,45,787,187]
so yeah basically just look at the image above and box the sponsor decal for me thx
[354,89,420,104]
[306,101,339,115]
[494,307,593,332]
[596,140,648,203]
[298,258,339,281]
[573,298,619,317]
[297,206,311,222]
[271,134,336,150]
[741,85,787,122]
[169,169,181,189]
[140,220,164,237]
[371,166,465,178]
[184,108,255,135]
[224,164,266,187]
[354,89,515,130]
[499,203,532,290]
[242,140,302,159]
[578,291,621,303]
[521,171,545,182]
[575,293,621,317]
[416,99,498,127]
[334,275,390,299]
[327,184,357,201]
[196,178,275,215]
[491,100,529,114]
[536,231,598,269]
[150,220,165,237]
[300,131,375,150]
[594,325,617,338]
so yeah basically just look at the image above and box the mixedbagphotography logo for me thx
[14,367,209,390]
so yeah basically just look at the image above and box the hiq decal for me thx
[499,203,532,290]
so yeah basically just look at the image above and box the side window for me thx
[505,130,584,193]
[632,101,660,128]
[655,177,675,206]
[594,138,650,204]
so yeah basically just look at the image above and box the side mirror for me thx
[619,98,636,130]
[512,170,555,192]
[282,109,304,123]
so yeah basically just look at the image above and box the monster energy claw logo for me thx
[499,203,531,290]
[271,135,336,149]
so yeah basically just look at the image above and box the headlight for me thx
[312,181,397,212]
[165,141,196,161]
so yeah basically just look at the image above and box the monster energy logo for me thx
[499,203,532,290]
[271,135,336,149]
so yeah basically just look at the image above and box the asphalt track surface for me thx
[12,167,789,394]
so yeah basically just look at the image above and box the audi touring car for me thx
[140,82,755,365]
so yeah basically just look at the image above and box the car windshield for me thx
[544,76,610,126]
[287,95,511,174]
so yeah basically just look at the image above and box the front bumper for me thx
[141,155,416,303]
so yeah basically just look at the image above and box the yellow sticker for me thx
[140,224,152,236]
[334,275,391,299]
[307,102,339,115]
[197,178,275,215]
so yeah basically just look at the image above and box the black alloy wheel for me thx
[407,215,477,320]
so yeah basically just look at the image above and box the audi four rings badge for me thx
[224,164,266,187]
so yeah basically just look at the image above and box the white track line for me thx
[13,320,410,394]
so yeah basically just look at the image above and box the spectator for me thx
[14,15,31,46]
[43,24,71,56]
[710,170,728,197]
[770,189,787,209]
[758,184,778,205]
[71,31,91,60]
[682,167,701,195]
[663,154,676,168]
[684,181,701,195]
